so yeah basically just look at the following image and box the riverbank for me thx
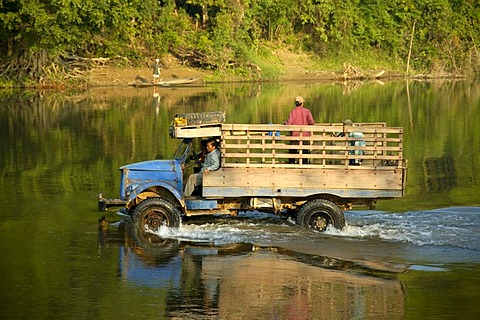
[86,49,401,87]
[2,48,468,89]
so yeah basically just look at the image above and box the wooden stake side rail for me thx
[220,123,404,169]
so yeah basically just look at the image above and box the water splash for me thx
[149,207,480,251]
[150,213,295,246]
[334,207,480,251]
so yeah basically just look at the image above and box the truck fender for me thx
[126,181,185,209]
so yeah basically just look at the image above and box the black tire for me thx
[132,198,181,232]
[297,199,345,232]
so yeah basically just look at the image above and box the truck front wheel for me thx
[297,199,346,231]
[132,198,181,231]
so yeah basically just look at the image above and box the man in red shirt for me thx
[284,96,315,163]
[285,96,315,130]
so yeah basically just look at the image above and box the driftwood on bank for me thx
[339,63,467,81]
[410,73,467,80]
[340,63,386,80]
[171,46,211,68]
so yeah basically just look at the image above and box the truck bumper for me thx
[98,193,127,211]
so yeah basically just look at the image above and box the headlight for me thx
[125,185,133,197]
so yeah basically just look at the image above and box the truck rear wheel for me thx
[132,198,181,231]
[297,199,345,231]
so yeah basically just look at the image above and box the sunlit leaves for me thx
[0,0,479,79]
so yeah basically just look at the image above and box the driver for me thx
[193,139,208,173]
[184,138,220,196]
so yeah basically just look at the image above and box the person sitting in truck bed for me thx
[337,119,365,165]
[184,138,221,196]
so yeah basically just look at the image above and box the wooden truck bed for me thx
[202,123,406,200]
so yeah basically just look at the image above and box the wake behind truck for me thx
[98,112,407,232]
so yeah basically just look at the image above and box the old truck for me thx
[98,112,407,232]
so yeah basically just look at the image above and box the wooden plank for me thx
[221,153,402,161]
[221,137,403,144]
[221,135,403,142]
[221,144,402,153]
[174,126,222,138]
[222,123,389,129]
[218,164,392,171]
[222,123,400,134]
[203,167,405,198]
[206,168,404,189]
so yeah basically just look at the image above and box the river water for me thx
[1,80,479,319]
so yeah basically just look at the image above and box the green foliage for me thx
[0,0,479,82]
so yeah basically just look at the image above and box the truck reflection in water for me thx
[112,224,405,319]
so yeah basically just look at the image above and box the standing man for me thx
[153,58,161,84]
[184,138,221,196]
[284,96,315,163]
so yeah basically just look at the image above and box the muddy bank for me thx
[86,60,399,87]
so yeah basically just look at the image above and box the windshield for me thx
[173,139,192,162]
